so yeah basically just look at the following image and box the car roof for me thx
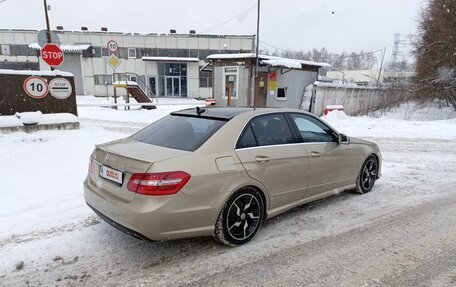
[171,107,255,120]
[171,107,315,120]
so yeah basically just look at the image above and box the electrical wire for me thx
[201,4,257,33]
[153,4,257,47]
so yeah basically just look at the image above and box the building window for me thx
[94,74,113,85]
[101,47,109,57]
[277,87,287,100]
[128,48,136,59]
[118,48,128,59]
[223,66,238,99]
[199,70,213,88]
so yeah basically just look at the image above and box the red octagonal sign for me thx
[41,44,64,67]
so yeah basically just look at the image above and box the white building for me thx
[0,28,254,98]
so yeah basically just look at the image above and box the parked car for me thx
[84,107,381,246]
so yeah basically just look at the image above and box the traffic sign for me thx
[49,78,72,99]
[23,76,49,99]
[41,44,64,67]
[37,29,60,47]
[107,40,119,53]
[107,54,121,69]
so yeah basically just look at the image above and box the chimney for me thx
[101,27,108,32]
[170,29,176,34]
[81,26,88,31]
[189,30,196,35]
[56,26,64,31]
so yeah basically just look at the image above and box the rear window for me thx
[131,115,226,151]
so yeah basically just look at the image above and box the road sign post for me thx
[41,44,64,67]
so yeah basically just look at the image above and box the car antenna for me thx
[196,106,206,116]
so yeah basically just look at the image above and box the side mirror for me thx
[339,133,350,145]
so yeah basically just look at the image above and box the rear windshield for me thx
[131,115,226,151]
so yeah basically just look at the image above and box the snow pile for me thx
[0,126,126,239]
[322,109,456,140]
[369,102,456,121]
[300,84,314,111]
[76,96,203,124]
[0,112,79,128]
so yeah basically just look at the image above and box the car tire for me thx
[355,155,378,194]
[214,187,265,246]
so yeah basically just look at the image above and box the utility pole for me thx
[253,0,261,107]
[377,47,386,85]
[43,0,51,44]
[43,0,54,70]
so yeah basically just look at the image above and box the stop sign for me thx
[41,44,64,67]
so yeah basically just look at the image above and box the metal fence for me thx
[308,84,387,116]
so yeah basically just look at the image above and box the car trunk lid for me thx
[89,138,189,202]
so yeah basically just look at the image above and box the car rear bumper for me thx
[83,177,221,241]
[87,203,152,241]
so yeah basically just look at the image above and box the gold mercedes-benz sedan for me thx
[84,107,381,246]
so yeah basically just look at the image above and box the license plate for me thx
[99,165,123,185]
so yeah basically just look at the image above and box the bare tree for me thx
[413,0,456,109]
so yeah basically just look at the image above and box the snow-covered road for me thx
[1,100,456,286]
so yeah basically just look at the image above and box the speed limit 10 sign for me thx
[107,40,119,53]
[23,76,49,99]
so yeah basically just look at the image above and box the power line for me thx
[201,4,257,33]
[154,4,258,47]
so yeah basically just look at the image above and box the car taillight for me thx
[127,171,191,196]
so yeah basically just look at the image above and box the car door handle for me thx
[255,155,271,163]
[310,151,321,158]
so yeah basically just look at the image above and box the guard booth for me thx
[0,69,77,116]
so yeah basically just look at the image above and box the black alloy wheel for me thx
[215,187,264,246]
[356,156,378,194]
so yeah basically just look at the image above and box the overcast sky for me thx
[0,0,424,61]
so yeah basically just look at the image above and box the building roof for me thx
[0,29,254,39]
[207,53,331,68]
[141,56,199,62]
[29,43,91,52]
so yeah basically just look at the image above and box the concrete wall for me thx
[308,84,385,116]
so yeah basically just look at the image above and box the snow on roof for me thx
[207,53,330,68]
[261,59,302,69]
[141,56,199,62]
[29,42,91,52]
[0,69,73,77]
[207,53,256,60]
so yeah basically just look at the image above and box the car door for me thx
[286,113,354,197]
[235,113,310,212]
